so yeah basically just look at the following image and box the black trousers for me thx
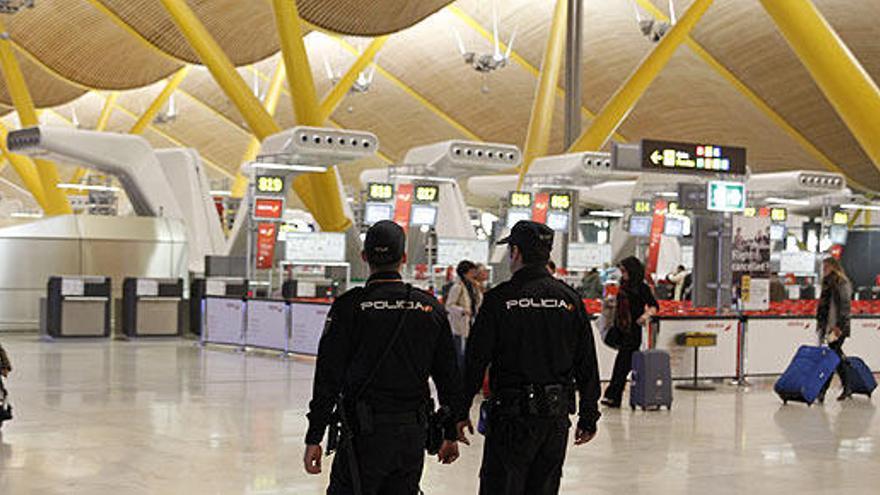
[328,421,426,495]
[604,343,641,404]
[479,415,571,495]
[820,337,849,397]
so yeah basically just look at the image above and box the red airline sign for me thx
[253,197,284,220]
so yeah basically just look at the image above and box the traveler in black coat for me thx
[601,256,658,408]
[817,257,853,402]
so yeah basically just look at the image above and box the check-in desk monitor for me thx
[364,202,394,225]
[629,216,653,237]
[410,204,438,227]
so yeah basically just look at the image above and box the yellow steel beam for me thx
[231,60,288,198]
[159,0,280,140]
[517,0,568,190]
[760,0,880,178]
[271,0,350,232]
[0,20,70,214]
[569,0,713,153]
[318,36,388,122]
[0,121,47,207]
[633,0,870,193]
[568,0,714,153]
[129,67,190,134]
[446,4,628,144]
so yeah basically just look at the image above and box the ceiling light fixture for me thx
[765,197,810,206]
[56,183,120,193]
[588,210,625,218]
[841,203,880,211]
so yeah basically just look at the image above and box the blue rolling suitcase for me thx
[630,349,673,411]
[844,357,877,398]
[775,345,840,405]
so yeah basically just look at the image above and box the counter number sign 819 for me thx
[256,175,285,194]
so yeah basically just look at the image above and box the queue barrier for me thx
[201,296,331,356]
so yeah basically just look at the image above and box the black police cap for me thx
[364,220,406,264]
[497,220,554,261]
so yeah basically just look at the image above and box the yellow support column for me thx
[130,67,190,134]
[231,61,287,198]
[568,0,714,153]
[0,122,47,208]
[271,0,351,232]
[517,0,568,190]
[318,36,388,122]
[760,0,880,175]
[159,0,280,140]
[0,20,70,214]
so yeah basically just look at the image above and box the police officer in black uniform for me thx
[457,220,601,495]
[304,220,464,495]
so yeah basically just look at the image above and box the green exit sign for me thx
[707,181,746,212]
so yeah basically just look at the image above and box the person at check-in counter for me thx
[602,256,659,408]
[816,257,853,402]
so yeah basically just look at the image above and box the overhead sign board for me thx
[414,185,440,203]
[549,193,572,211]
[707,181,746,212]
[632,199,652,215]
[367,182,394,201]
[508,191,532,208]
[641,139,746,175]
[256,174,286,195]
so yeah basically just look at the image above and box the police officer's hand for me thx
[304,444,323,474]
[437,440,459,464]
[574,428,596,446]
[456,420,474,446]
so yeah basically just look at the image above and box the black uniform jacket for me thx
[463,264,601,432]
[306,271,464,445]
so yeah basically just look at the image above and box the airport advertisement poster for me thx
[732,216,771,310]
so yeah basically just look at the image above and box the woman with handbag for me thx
[445,260,482,369]
[601,256,658,408]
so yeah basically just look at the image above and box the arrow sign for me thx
[650,150,663,165]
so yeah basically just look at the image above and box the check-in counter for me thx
[847,316,880,371]
[742,316,817,376]
[189,277,248,336]
[202,296,246,347]
[43,276,111,338]
[652,315,741,380]
[120,278,184,338]
[245,299,289,351]
[288,300,332,356]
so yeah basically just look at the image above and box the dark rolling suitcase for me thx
[630,349,673,411]
[844,356,877,398]
[775,345,840,405]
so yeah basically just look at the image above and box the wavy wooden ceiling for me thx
[0,0,877,209]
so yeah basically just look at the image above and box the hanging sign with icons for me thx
[641,139,747,175]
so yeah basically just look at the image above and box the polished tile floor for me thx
[0,335,878,494]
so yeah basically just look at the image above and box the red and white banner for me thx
[393,183,414,231]
[256,222,277,269]
[532,192,549,224]
[645,199,667,279]
[253,197,284,220]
